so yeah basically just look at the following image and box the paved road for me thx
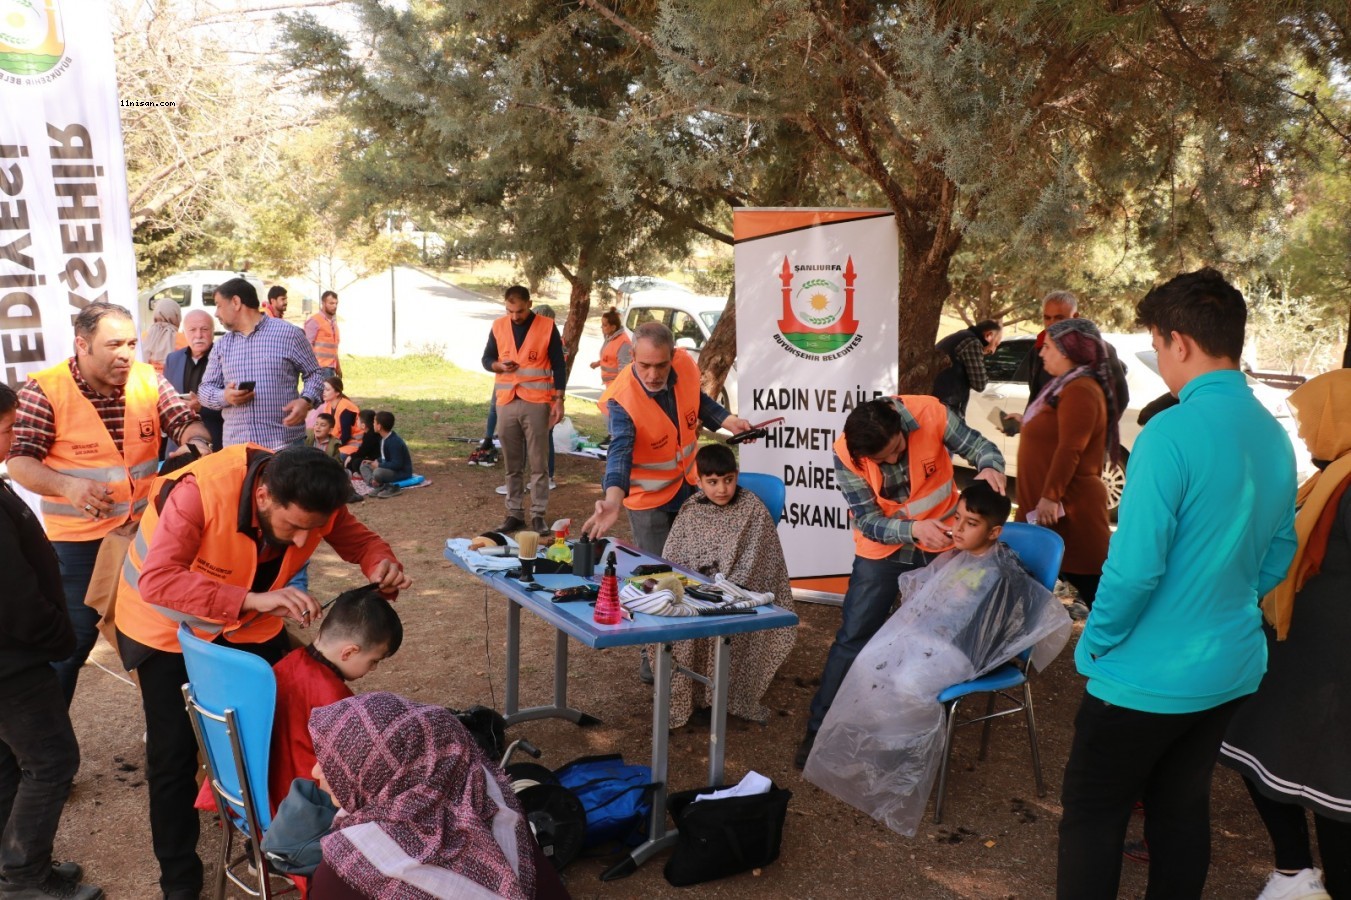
[338,266,607,401]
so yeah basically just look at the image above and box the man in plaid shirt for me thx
[796,395,1005,769]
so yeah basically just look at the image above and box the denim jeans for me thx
[0,666,80,886]
[806,550,931,733]
[50,539,103,707]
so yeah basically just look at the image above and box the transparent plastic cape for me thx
[803,543,1072,836]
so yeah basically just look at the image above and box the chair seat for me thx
[936,663,1026,704]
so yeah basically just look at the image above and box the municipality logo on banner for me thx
[773,256,862,361]
[0,0,68,82]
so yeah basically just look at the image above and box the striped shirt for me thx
[834,397,1003,564]
[197,315,324,450]
[9,358,197,461]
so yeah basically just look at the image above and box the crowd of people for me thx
[0,265,1345,900]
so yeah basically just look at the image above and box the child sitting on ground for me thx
[345,409,380,475]
[305,413,342,460]
[803,482,1072,836]
[654,443,795,728]
[359,411,413,498]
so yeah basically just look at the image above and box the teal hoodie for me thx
[1075,369,1298,713]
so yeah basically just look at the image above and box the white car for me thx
[963,332,1313,516]
[138,269,265,334]
[624,290,738,410]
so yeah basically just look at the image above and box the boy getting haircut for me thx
[319,586,404,656]
[959,481,1012,528]
[694,443,737,477]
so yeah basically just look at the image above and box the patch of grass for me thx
[339,353,609,467]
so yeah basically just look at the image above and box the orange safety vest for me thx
[598,330,632,385]
[307,313,340,368]
[492,314,557,406]
[833,395,959,558]
[115,444,337,654]
[604,349,702,510]
[31,360,162,541]
[324,395,364,456]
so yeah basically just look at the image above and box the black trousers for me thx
[1246,777,1351,896]
[136,632,288,896]
[1056,691,1243,900]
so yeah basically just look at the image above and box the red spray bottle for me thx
[593,551,622,625]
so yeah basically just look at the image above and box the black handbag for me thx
[662,782,791,887]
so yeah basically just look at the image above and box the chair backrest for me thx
[998,522,1064,592]
[738,472,786,523]
[178,623,278,833]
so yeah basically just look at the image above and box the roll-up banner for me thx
[0,0,138,387]
[733,209,899,590]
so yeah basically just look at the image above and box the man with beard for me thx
[113,445,409,900]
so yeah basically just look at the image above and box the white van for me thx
[624,289,738,409]
[138,270,265,332]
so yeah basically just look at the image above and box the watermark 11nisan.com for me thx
[119,99,178,108]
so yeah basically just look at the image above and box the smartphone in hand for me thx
[237,381,256,392]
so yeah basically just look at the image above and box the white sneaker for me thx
[496,484,508,495]
[1257,868,1332,900]
[496,480,556,495]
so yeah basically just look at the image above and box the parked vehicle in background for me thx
[138,270,265,333]
[963,332,1314,518]
[625,289,737,410]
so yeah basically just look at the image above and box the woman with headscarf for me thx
[1009,317,1120,607]
[140,298,186,374]
[307,692,569,900]
[1219,369,1351,900]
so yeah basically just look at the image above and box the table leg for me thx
[600,640,678,880]
[504,599,521,718]
[502,614,601,728]
[708,635,731,786]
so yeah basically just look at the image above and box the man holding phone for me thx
[198,277,324,451]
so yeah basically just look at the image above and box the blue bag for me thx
[553,754,655,849]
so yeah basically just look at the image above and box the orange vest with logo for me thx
[598,330,632,385]
[604,349,702,510]
[31,360,162,541]
[115,444,336,654]
[492,314,557,406]
[833,395,958,558]
[307,313,340,368]
[324,395,365,455]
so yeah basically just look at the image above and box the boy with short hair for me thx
[305,413,342,460]
[803,481,1072,835]
[361,412,413,499]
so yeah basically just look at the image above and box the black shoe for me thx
[793,730,817,770]
[0,871,104,899]
[639,648,654,685]
[530,516,547,534]
[47,868,79,886]
[496,516,526,533]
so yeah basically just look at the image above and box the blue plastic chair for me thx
[738,472,786,523]
[932,523,1064,823]
[178,624,290,899]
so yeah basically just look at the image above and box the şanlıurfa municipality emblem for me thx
[773,256,863,359]
[0,0,65,77]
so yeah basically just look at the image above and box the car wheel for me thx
[1102,448,1129,522]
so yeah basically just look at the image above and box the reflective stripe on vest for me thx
[492,314,557,405]
[598,331,632,384]
[833,395,959,558]
[30,361,162,541]
[308,314,340,367]
[607,349,703,511]
[115,443,335,655]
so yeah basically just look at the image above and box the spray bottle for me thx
[545,518,573,564]
[593,551,622,625]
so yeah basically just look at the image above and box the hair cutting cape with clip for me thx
[803,543,1072,836]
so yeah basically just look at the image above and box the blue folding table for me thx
[444,539,799,879]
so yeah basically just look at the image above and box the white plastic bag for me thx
[803,543,1071,836]
[552,416,580,452]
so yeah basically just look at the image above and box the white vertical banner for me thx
[734,209,899,579]
[0,0,138,389]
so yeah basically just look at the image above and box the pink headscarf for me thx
[310,692,536,900]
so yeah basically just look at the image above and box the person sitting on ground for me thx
[344,409,379,476]
[359,412,412,497]
[305,413,342,460]
[318,376,364,459]
[803,482,1072,836]
[655,443,795,728]
[307,692,570,900]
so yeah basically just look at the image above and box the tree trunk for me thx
[698,284,737,406]
[559,251,593,383]
[897,242,956,393]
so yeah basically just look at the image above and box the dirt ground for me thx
[58,449,1276,899]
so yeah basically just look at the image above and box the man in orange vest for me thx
[795,396,1006,770]
[582,321,752,554]
[7,302,212,707]
[590,307,633,388]
[114,445,410,900]
[264,284,288,319]
[305,289,341,378]
[481,285,566,534]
